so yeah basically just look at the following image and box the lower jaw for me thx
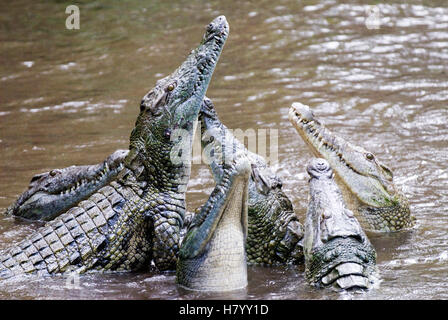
[290,120,322,158]
[177,258,248,292]
[177,230,248,292]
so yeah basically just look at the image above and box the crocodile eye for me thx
[322,211,331,219]
[365,153,374,161]
[206,23,214,33]
[166,83,176,92]
[49,170,58,176]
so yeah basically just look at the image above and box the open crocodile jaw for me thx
[7,16,230,223]
[0,16,230,279]
[289,102,414,232]
[199,97,304,265]
[176,151,250,292]
[6,149,128,221]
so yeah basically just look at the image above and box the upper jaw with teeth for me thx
[289,102,414,232]
[289,102,315,124]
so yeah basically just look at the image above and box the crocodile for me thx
[5,149,129,222]
[289,102,415,232]
[5,97,304,266]
[0,15,229,279]
[303,158,378,290]
[176,149,250,291]
[199,97,304,264]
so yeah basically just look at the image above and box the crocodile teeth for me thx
[318,139,324,150]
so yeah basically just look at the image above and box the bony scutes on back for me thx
[0,15,230,280]
[0,15,414,295]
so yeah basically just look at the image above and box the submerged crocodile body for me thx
[176,149,250,292]
[303,158,378,290]
[200,97,304,265]
[0,16,229,279]
[289,102,415,232]
[5,149,128,221]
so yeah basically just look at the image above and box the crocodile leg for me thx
[5,97,304,268]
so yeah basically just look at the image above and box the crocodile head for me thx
[124,16,229,194]
[5,149,128,221]
[289,102,415,232]
[200,97,286,202]
[177,149,250,292]
[303,158,378,290]
[199,97,304,264]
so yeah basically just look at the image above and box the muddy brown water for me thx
[0,0,447,299]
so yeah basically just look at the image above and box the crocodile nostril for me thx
[206,23,214,33]
[313,159,330,173]
[205,16,228,36]
[307,158,332,178]
[316,161,327,170]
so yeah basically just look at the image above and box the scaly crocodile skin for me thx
[0,15,229,278]
[0,182,151,278]
[303,158,378,290]
[200,97,304,265]
[177,150,250,291]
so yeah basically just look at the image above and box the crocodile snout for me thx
[290,102,314,122]
[307,158,332,179]
[206,15,229,36]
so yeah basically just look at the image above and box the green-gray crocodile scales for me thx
[5,149,128,221]
[5,97,304,266]
[0,15,229,279]
[177,148,250,291]
[303,158,378,290]
[289,102,415,232]
[199,97,304,264]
